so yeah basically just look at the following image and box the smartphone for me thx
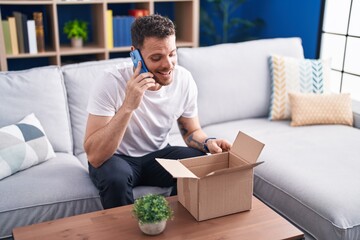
[130,49,149,74]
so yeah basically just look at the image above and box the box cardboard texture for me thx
[156,131,265,221]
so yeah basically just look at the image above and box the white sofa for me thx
[0,38,359,240]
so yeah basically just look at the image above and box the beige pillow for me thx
[288,92,353,127]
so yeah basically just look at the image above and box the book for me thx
[112,17,117,47]
[13,11,26,53]
[106,10,113,49]
[124,17,129,46]
[124,16,135,46]
[2,20,12,54]
[8,17,19,55]
[113,16,121,47]
[33,12,45,52]
[0,7,8,61]
[27,20,37,54]
[21,13,30,53]
[119,16,125,47]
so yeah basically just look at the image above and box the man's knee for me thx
[92,158,136,208]
[89,155,135,192]
[103,171,133,190]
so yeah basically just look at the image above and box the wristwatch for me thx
[203,137,216,153]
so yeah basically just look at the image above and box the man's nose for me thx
[161,56,173,69]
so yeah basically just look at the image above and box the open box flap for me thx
[205,161,264,177]
[230,131,265,164]
[156,158,199,179]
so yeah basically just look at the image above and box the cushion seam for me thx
[0,196,101,214]
[58,67,74,154]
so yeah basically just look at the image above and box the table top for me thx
[13,196,304,240]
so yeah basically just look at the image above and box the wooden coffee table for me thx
[13,196,304,240]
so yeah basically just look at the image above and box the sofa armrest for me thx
[353,100,360,129]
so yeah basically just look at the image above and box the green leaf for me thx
[200,0,265,45]
[63,19,88,41]
[133,194,173,224]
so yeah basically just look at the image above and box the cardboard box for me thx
[156,131,265,221]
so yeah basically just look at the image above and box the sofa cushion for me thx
[61,58,132,160]
[0,66,72,153]
[0,153,102,239]
[76,152,89,169]
[289,92,353,127]
[177,38,304,127]
[268,55,331,120]
[353,100,360,129]
[202,118,360,240]
[0,113,56,180]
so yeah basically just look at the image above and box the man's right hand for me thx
[123,61,155,111]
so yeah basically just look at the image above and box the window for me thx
[320,0,360,100]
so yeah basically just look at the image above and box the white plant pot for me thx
[71,38,83,48]
[138,220,167,235]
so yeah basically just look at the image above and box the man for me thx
[84,14,231,209]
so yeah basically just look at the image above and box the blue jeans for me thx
[88,145,205,209]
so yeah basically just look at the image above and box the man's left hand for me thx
[206,139,232,154]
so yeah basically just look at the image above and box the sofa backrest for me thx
[177,37,304,127]
[61,58,132,162]
[0,38,305,161]
[0,66,73,153]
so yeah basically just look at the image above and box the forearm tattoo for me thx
[178,121,204,151]
[178,121,188,136]
[187,133,204,150]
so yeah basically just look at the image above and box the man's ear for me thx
[130,46,135,51]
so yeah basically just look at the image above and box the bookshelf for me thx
[0,0,199,71]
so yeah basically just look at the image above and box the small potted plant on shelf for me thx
[63,19,88,48]
[132,194,173,235]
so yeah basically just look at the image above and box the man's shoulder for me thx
[174,65,193,82]
[105,62,132,76]
[115,61,133,71]
[172,65,196,92]
[175,64,191,74]
[101,62,132,83]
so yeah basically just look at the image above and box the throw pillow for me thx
[268,55,331,120]
[288,92,353,127]
[0,113,56,180]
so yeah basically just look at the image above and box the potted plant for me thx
[200,0,264,45]
[132,194,173,235]
[63,19,88,48]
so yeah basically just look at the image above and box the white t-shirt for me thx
[87,62,198,157]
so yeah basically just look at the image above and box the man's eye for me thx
[151,57,161,61]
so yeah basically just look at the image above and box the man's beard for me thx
[152,69,174,86]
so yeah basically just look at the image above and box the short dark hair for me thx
[131,14,175,49]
